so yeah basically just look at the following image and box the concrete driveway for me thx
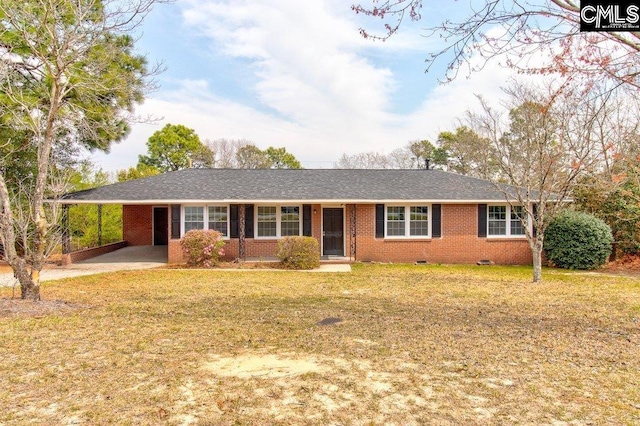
[0,246,351,288]
[0,246,167,286]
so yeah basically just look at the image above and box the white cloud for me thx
[91,1,549,173]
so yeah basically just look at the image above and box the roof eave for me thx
[56,198,527,205]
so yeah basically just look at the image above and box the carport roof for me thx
[61,168,516,204]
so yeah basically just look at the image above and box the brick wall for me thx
[162,203,532,265]
[354,204,531,264]
[61,241,128,265]
[123,205,153,246]
[167,204,324,264]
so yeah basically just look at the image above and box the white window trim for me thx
[487,204,528,238]
[255,204,303,239]
[384,204,431,239]
[181,204,230,238]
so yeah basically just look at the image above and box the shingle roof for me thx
[61,168,514,204]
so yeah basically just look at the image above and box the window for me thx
[184,206,204,231]
[257,206,277,237]
[510,206,526,235]
[208,206,228,236]
[182,205,229,236]
[255,205,302,238]
[280,206,300,236]
[410,206,429,236]
[387,206,406,236]
[488,206,507,235]
[488,205,527,237]
[385,205,430,238]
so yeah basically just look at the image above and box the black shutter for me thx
[532,203,538,238]
[171,205,181,239]
[432,204,441,238]
[230,204,239,238]
[478,204,487,238]
[245,204,254,238]
[375,204,385,238]
[303,205,312,236]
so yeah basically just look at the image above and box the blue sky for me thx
[90,0,523,172]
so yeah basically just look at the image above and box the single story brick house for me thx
[60,168,533,264]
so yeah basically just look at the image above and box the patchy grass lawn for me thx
[0,264,639,425]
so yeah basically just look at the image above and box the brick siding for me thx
[149,203,532,265]
[354,204,531,264]
[123,205,153,246]
[62,241,128,264]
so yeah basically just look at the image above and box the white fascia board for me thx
[57,198,525,205]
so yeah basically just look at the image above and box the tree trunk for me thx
[0,171,42,301]
[19,269,41,301]
[532,241,543,283]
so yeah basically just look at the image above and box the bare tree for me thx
[205,138,254,168]
[334,141,448,169]
[0,0,168,300]
[334,151,392,169]
[465,80,631,282]
[353,0,640,89]
[387,147,416,169]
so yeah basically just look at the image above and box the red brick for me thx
[123,205,153,246]
[142,203,532,265]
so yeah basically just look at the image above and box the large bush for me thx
[180,229,226,267]
[276,236,320,270]
[574,173,640,255]
[544,210,613,270]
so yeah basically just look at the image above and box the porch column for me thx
[97,204,103,246]
[62,204,71,256]
[239,204,246,261]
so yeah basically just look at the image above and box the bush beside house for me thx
[180,230,226,267]
[277,236,320,270]
[544,211,613,270]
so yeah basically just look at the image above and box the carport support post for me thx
[62,204,71,255]
[97,204,103,246]
[239,204,246,262]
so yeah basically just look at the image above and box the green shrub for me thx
[276,236,320,270]
[180,229,226,267]
[544,210,613,270]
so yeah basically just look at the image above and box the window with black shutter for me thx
[229,204,239,238]
[432,204,441,238]
[478,204,487,237]
[170,205,181,239]
[244,204,254,238]
[375,204,385,238]
[303,204,312,236]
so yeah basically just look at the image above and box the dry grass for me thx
[0,264,639,425]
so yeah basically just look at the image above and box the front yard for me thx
[0,264,638,424]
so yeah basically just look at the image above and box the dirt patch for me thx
[0,298,87,318]
[204,353,328,379]
[0,264,13,273]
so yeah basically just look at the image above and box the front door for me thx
[323,208,344,256]
[153,207,168,246]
